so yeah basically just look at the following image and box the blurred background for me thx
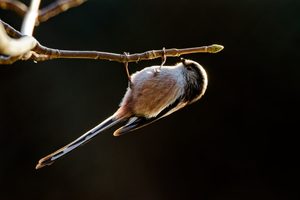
[0,0,299,199]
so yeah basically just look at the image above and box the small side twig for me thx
[1,19,23,38]
[0,0,86,25]
[0,0,27,17]
[38,0,87,23]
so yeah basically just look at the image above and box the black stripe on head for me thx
[182,61,206,102]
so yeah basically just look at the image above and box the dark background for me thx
[0,0,299,199]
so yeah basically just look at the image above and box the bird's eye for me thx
[186,64,195,70]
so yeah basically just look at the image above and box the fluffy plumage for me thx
[36,59,208,169]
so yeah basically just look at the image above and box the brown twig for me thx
[33,44,224,63]
[0,0,86,25]
[0,0,27,17]
[1,19,22,38]
[38,0,87,23]
[0,20,224,65]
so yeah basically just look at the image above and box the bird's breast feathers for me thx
[121,65,185,118]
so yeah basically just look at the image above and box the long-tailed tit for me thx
[36,58,208,169]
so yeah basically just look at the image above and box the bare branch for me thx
[20,0,41,35]
[0,0,27,17]
[33,44,224,63]
[0,20,224,65]
[38,0,87,23]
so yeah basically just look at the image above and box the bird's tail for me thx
[36,116,121,169]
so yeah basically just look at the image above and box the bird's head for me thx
[179,58,208,104]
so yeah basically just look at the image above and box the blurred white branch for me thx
[0,0,39,61]
[20,0,40,35]
[0,21,37,57]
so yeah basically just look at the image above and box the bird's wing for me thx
[113,98,187,136]
[36,116,122,169]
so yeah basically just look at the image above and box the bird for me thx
[35,58,208,169]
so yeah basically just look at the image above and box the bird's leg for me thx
[123,52,133,88]
[154,47,166,74]
[161,47,166,68]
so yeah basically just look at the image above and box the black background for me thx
[0,0,299,199]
